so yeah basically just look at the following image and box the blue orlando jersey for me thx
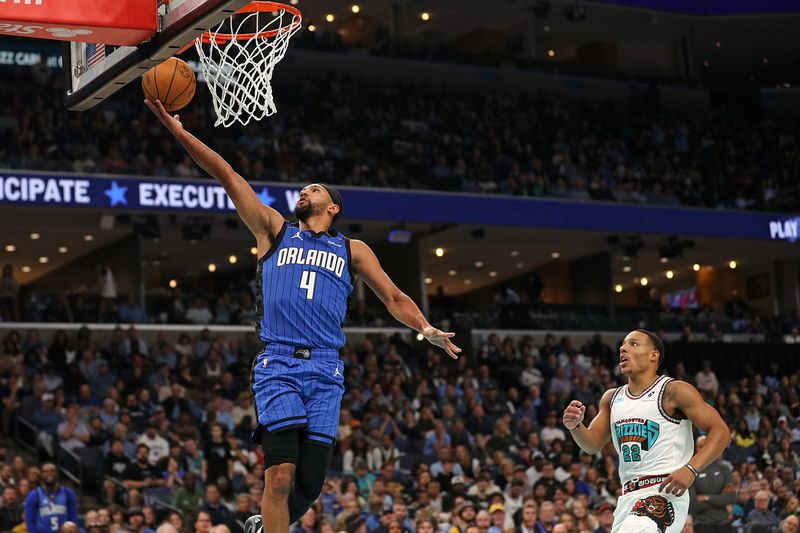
[24,486,78,533]
[256,221,354,349]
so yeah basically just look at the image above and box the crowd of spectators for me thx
[0,325,799,533]
[1,60,799,213]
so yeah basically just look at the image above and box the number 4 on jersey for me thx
[300,270,317,299]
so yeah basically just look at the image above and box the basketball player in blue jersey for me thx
[146,100,461,533]
[24,463,79,533]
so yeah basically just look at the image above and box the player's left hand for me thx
[422,326,461,359]
[658,466,696,496]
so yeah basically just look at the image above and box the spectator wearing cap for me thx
[31,392,63,456]
[689,436,735,533]
[137,423,169,465]
[504,478,525,519]
[489,503,511,533]
[102,439,131,504]
[592,503,614,533]
[126,507,156,533]
[345,513,367,533]
[748,491,780,528]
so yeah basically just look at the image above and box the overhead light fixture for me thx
[547,49,555,57]
[30,233,40,240]
[510,250,519,257]
[729,260,737,269]
[308,24,316,32]
[659,257,668,263]
[424,277,432,284]
[4,245,15,252]
[623,266,632,273]
[474,261,484,268]
[693,263,701,272]
[416,333,424,341]
[420,12,430,21]
[21,266,31,273]
[169,279,178,289]
[448,270,457,276]
[715,41,721,48]
[489,271,497,277]
[516,262,524,269]
[614,284,623,293]
[464,279,472,285]
[435,248,444,257]
[551,252,560,259]
[83,234,94,242]
[251,247,258,255]
[38,256,48,264]
[351,4,360,13]
[763,57,768,64]
[208,263,217,272]
[229,255,238,264]
[289,0,298,4]
[640,277,648,286]
[325,13,334,22]
[58,246,68,254]
[666,270,674,279]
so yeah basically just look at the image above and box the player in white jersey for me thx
[562,330,730,533]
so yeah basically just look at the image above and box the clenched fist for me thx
[563,400,586,430]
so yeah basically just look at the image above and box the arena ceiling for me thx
[1,206,797,297]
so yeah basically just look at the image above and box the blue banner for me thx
[0,170,793,241]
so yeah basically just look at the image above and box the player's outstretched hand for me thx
[422,326,461,359]
[144,99,184,137]
[658,466,696,496]
[562,400,585,430]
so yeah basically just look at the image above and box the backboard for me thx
[63,0,251,111]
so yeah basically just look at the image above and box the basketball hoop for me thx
[194,1,302,127]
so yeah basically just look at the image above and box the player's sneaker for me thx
[244,515,263,533]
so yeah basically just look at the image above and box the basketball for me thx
[142,57,196,113]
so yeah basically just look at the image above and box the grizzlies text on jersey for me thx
[256,221,354,350]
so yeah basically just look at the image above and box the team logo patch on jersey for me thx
[614,418,661,450]
[630,495,675,533]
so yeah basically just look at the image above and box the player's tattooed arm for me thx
[144,99,284,251]
[351,239,461,359]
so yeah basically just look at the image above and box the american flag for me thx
[85,43,105,68]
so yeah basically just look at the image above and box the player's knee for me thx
[265,463,295,498]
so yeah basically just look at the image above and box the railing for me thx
[104,476,130,507]
[14,416,39,455]
[57,445,83,497]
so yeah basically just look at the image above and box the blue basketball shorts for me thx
[250,343,345,446]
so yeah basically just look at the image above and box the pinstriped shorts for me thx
[251,344,345,446]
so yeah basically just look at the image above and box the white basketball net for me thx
[194,4,301,127]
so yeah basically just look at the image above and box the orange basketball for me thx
[142,57,196,113]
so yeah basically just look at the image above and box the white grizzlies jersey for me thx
[610,375,693,488]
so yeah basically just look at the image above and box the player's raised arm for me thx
[563,388,615,454]
[145,99,284,245]
[350,239,461,359]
